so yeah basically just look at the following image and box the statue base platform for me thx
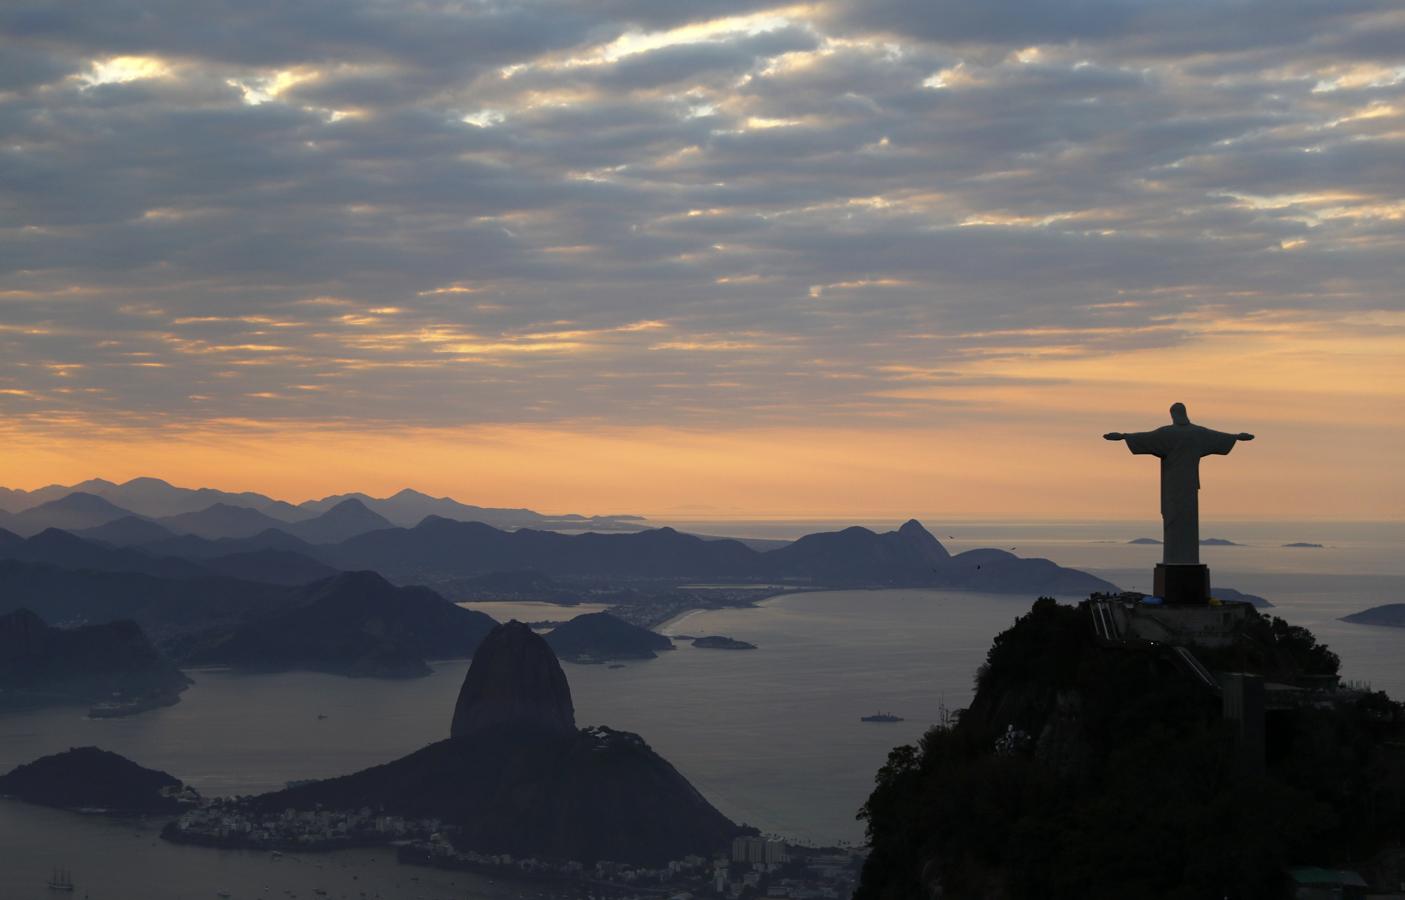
[1154,564,1210,605]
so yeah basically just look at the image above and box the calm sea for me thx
[0,520,1400,897]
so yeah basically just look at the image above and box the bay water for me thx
[0,520,1400,897]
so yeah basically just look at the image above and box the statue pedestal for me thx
[1154,564,1210,605]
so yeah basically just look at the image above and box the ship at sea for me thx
[47,866,75,892]
[861,712,904,723]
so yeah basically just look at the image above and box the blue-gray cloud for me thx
[0,0,1401,430]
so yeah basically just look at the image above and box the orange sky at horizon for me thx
[5,7,1404,526]
[4,316,1401,522]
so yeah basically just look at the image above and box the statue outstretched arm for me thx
[1199,427,1251,455]
[1109,429,1165,455]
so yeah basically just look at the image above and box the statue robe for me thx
[1121,424,1240,565]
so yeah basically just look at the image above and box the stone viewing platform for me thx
[1088,591,1255,650]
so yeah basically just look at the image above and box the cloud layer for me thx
[1,1,1401,445]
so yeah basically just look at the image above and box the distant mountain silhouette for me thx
[246,621,738,864]
[762,518,950,584]
[76,515,177,546]
[0,528,209,579]
[0,746,192,812]
[153,500,389,544]
[2,478,646,533]
[0,525,24,551]
[99,477,309,520]
[0,488,27,514]
[0,477,307,520]
[330,518,758,580]
[329,517,1114,593]
[544,611,675,662]
[1341,604,1405,628]
[0,479,119,513]
[199,549,339,585]
[0,561,288,641]
[0,609,189,710]
[5,492,136,536]
[1210,586,1272,608]
[939,548,1119,595]
[156,502,291,540]
[301,487,645,531]
[282,498,393,544]
[177,571,498,677]
[140,527,319,560]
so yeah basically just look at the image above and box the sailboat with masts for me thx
[47,866,75,891]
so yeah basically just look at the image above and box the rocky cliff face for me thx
[451,620,575,737]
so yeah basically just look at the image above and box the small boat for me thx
[47,867,76,892]
[861,712,904,723]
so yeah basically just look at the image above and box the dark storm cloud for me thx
[0,0,1401,429]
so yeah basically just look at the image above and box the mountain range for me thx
[0,478,645,534]
[1,514,1118,617]
[0,477,1126,596]
[321,516,1116,593]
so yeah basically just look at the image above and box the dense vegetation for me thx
[0,746,191,812]
[856,599,1405,900]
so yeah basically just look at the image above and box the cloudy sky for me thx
[1,1,1402,518]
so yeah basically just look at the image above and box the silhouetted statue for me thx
[1105,403,1253,601]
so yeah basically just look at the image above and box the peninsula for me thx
[0,747,198,813]
[165,621,740,864]
[0,609,189,712]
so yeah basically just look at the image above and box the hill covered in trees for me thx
[856,599,1405,899]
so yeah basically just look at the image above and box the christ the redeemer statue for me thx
[1104,403,1253,574]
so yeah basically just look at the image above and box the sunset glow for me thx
[2,3,1402,519]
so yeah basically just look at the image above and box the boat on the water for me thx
[861,712,904,723]
[47,867,75,892]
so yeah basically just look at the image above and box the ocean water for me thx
[0,521,1401,897]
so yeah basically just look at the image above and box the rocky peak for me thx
[897,518,950,561]
[450,620,575,739]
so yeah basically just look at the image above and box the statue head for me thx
[1170,402,1190,425]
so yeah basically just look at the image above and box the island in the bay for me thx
[0,746,199,812]
[542,611,674,663]
[691,635,758,650]
[1342,604,1405,629]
